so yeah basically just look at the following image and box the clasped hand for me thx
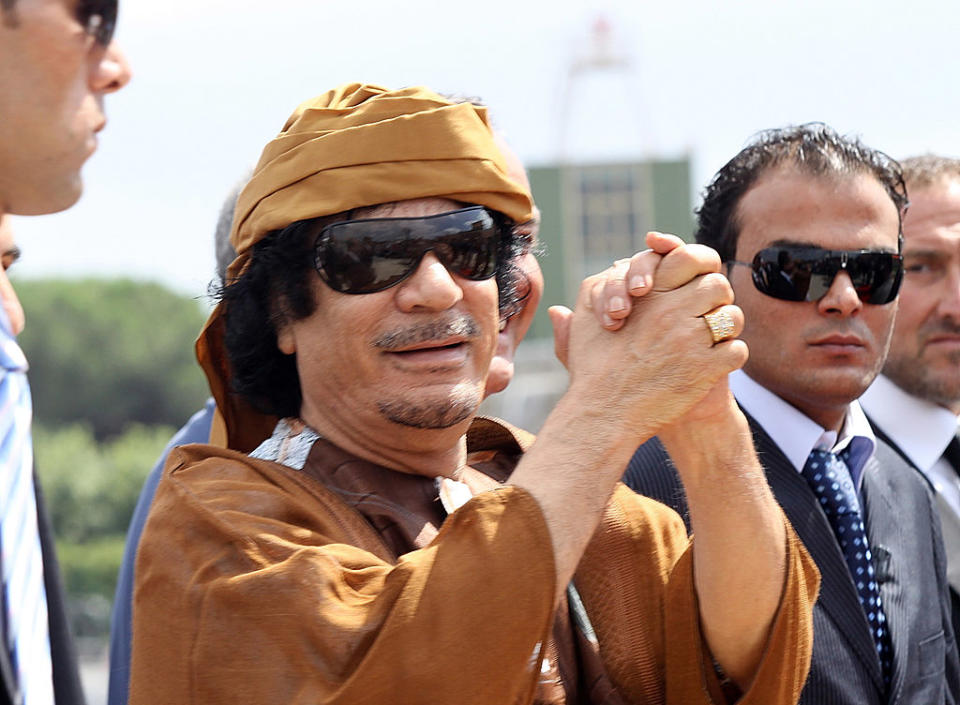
[549,232,749,441]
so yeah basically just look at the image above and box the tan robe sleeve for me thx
[130,449,557,705]
[574,484,820,705]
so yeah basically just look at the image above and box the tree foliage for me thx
[15,278,210,439]
[35,422,174,543]
[35,422,176,637]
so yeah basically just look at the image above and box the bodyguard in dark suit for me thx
[625,125,960,704]
[861,154,960,642]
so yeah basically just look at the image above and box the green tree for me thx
[35,422,176,637]
[16,278,210,439]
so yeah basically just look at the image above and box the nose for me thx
[394,252,464,313]
[90,41,132,94]
[817,270,863,317]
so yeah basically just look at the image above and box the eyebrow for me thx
[765,239,897,253]
[902,247,949,258]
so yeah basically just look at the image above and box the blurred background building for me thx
[482,17,693,431]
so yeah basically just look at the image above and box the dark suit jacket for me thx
[869,422,960,643]
[0,474,86,705]
[625,412,960,705]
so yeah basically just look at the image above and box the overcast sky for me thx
[10,0,960,301]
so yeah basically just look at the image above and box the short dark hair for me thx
[900,154,960,190]
[220,210,532,418]
[695,123,908,261]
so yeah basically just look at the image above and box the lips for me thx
[810,334,865,347]
[807,333,868,358]
[388,336,469,355]
[923,333,960,350]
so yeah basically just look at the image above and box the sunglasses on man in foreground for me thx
[728,244,904,305]
[313,206,511,295]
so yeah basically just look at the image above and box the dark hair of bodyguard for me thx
[220,210,532,418]
[696,123,909,261]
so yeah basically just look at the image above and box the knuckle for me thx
[687,243,722,267]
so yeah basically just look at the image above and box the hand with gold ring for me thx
[702,306,739,345]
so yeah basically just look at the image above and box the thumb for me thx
[548,305,573,369]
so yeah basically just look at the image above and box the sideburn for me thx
[0,0,19,27]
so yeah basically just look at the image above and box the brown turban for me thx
[198,83,535,451]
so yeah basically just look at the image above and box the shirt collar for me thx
[729,369,876,488]
[860,373,958,472]
[0,304,26,373]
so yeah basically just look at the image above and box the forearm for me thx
[510,389,657,604]
[660,402,786,688]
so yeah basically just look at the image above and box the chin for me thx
[11,178,83,216]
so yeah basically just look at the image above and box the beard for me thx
[884,345,960,408]
[372,313,485,428]
[376,385,482,429]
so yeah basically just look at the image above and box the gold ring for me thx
[702,309,735,344]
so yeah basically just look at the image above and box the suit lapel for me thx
[871,418,960,595]
[860,450,909,699]
[746,413,885,691]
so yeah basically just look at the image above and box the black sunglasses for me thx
[728,245,904,305]
[314,206,506,295]
[76,0,117,45]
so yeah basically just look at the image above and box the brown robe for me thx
[130,418,818,705]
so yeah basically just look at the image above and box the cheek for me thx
[866,305,897,345]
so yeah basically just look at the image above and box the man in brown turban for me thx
[130,84,818,705]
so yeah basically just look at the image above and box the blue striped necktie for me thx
[801,447,892,686]
[0,309,53,705]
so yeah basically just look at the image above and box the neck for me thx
[300,406,472,479]
[795,403,846,433]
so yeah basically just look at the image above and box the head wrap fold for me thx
[198,83,535,451]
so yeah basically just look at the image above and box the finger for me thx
[653,243,723,292]
[699,304,744,348]
[645,231,687,255]
[623,249,662,297]
[548,305,573,369]
[692,271,736,314]
[710,338,750,376]
[593,260,631,330]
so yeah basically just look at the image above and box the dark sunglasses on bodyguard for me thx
[728,244,904,305]
[76,0,118,45]
[314,206,508,295]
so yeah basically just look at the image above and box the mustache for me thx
[920,318,960,340]
[373,314,480,350]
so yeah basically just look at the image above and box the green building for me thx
[525,157,694,340]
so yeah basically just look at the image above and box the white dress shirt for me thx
[861,374,960,517]
[729,369,877,492]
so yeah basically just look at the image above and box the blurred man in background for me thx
[0,0,130,701]
[861,154,960,638]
